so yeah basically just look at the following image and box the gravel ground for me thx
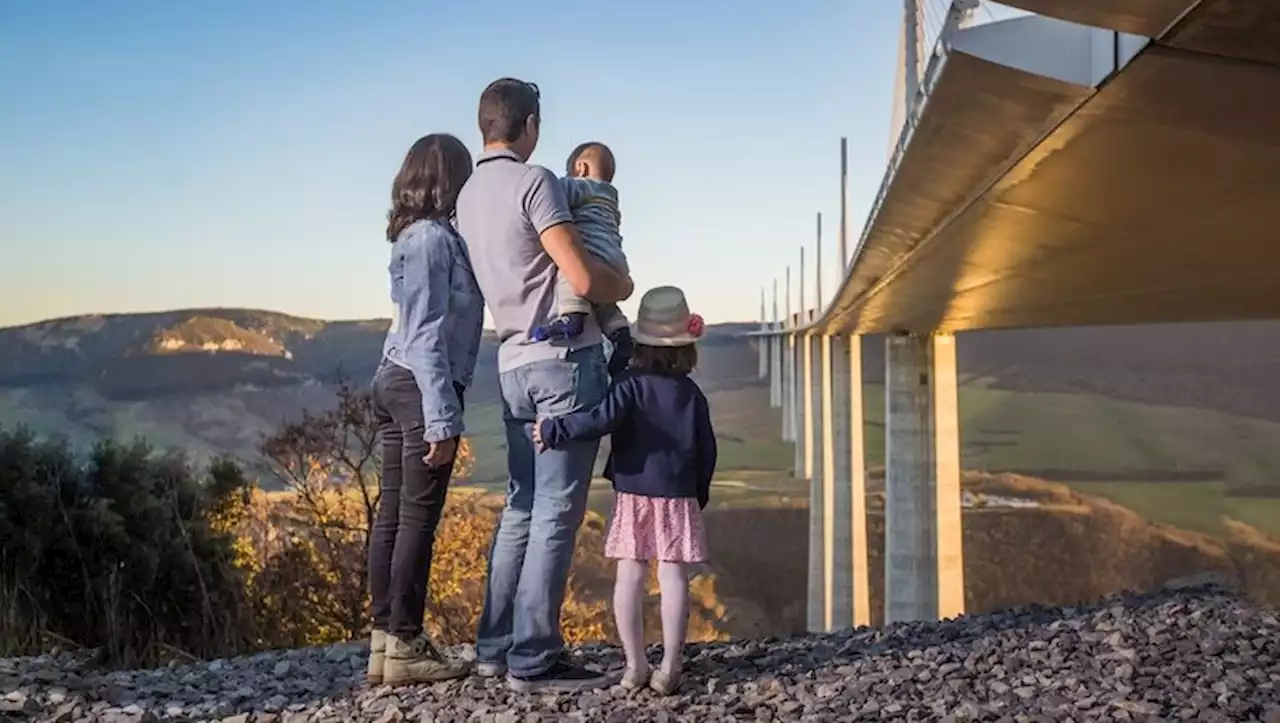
[4,584,1280,722]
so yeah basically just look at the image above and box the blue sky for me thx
[0,0,901,327]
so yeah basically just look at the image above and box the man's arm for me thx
[521,167,633,304]
[541,223,633,303]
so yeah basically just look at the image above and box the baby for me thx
[532,142,633,376]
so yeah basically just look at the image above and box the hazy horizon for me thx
[0,304,764,331]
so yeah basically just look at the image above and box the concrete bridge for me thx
[755,0,1280,633]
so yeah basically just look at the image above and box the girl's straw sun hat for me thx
[631,285,705,347]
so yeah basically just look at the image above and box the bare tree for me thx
[258,378,380,638]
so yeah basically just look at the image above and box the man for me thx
[455,77,634,692]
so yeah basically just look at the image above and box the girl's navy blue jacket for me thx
[538,372,717,508]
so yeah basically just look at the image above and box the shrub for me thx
[0,426,255,665]
[0,379,735,666]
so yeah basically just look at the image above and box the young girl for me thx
[533,285,717,695]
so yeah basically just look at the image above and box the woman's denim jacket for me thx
[380,218,484,443]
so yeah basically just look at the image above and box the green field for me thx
[949,378,1280,481]
[1065,480,1280,537]
[459,470,808,519]
[11,369,1280,540]
[454,376,1280,538]
[459,377,1280,484]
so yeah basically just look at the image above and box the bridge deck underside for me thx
[999,0,1280,68]
[823,42,1280,336]
[997,0,1191,37]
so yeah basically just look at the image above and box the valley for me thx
[5,307,1280,631]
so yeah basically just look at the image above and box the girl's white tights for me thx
[613,558,690,675]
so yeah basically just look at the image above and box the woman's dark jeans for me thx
[367,361,464,639]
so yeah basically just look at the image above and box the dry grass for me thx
[245,487,751,647]
[702,472,1280,634]
[256,467,1280,646]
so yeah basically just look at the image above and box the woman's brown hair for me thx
[386,134,473,242]
[630,343,698,377]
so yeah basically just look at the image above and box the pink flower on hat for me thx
[687,313,705,338]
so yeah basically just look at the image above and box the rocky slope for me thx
[4,585,1278,722]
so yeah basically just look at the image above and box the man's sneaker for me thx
[367,630,387,685]
[474,660,506,678]
[383,632,468,685]
[507,659,614,692]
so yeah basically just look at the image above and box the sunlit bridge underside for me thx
[812,0,1280,336]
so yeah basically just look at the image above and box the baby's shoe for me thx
[606,326,634,377]
[533,312,587,342]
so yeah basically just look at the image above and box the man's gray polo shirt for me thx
[456,148,603,373]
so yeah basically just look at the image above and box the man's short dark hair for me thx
[478,78,541,144]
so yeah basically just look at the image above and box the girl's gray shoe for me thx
[649,669,682,696]
[619,667,650,690]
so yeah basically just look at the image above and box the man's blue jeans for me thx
[475,344,608,677]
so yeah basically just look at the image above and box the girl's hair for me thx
[386,134,473,242]
[630,343,697,376]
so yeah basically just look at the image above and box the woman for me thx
[366,134,483,686]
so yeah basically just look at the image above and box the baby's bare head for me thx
[566,142,616,182]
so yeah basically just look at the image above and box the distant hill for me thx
[0,309,413,399]
[8,308,1280,492]
[0,308,765,402]
[0,309,758,464]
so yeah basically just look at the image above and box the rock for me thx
[0,586,1276,721]
[49,701,78,722]
[0,693,28,713]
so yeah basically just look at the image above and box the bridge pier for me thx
[884,333,965,624]
[792,337,805,473]
[781,336,796,441]
[768,335,783,408]
[757,333,769,379]
[803,334,824,632]
[820,334,872,630]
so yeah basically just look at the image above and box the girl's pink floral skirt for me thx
[605,492,709,563]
